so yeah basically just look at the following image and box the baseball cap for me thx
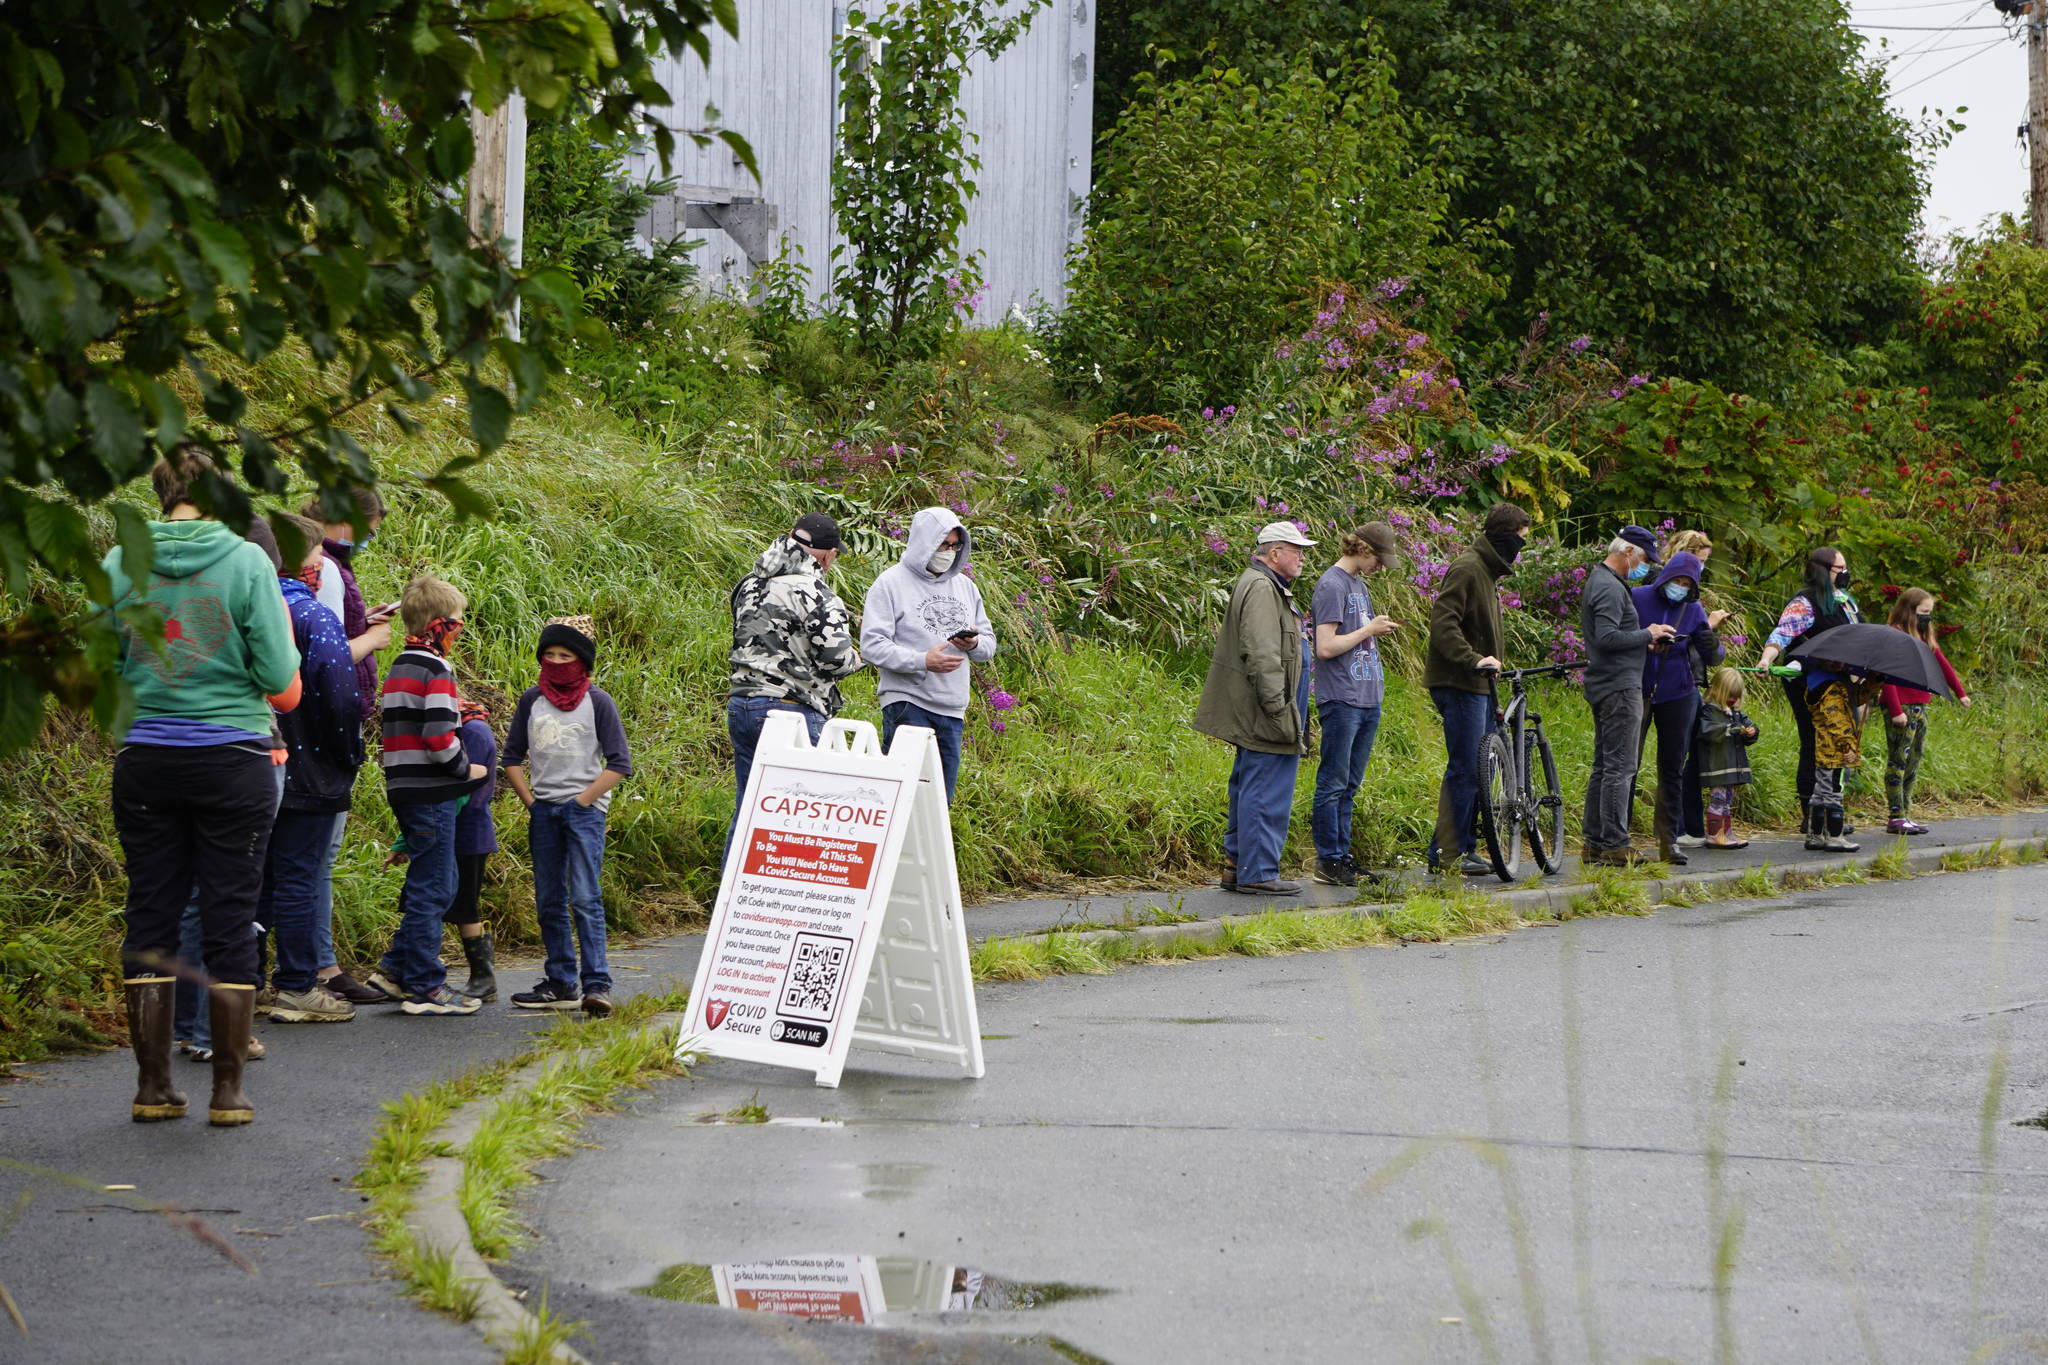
[1617,524,1662,565]
[1355,521,1398,564]
[1255,520,1318,549]
[791,511,842,551]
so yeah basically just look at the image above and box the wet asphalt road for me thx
[2,817,2043,1364]
[514,864,2048,1365]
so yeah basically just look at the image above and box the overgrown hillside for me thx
[6,316,2048,1061]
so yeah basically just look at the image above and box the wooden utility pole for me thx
[2033,4,2048,246]
[466,95,528,333]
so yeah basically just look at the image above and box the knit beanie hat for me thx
[537,618,596,668]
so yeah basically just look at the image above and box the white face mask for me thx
[926,547,958,575]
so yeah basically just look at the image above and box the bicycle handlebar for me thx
[1477,662,1584,681]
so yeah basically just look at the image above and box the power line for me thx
[1851,21,2011,29]
[1890,36,2012,93]
[1879,34,2020,55]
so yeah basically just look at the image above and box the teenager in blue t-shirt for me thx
[1308,524,1403,887]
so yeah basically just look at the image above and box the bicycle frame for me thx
[1474,663,1582,881]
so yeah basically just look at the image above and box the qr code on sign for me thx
[778,932,854,1022]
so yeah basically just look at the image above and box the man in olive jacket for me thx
[1422,503,1531,873]
[1194,522,1317,895]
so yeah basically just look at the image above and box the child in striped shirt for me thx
[368,575,486,1015]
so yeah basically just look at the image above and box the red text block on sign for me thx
[742,831,878,889]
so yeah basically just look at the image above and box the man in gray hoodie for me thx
[861,507,997,802]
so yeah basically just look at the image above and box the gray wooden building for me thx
[623,1,1094,315]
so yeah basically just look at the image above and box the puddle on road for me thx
[634,1255,1107,1322]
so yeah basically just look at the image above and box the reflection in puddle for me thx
[635,1255,1106,1323]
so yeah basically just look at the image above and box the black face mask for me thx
[1915,611,1932,626]
[1487,531,1526,565]
[1833,569,1851,590]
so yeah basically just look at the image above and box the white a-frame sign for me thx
[682,712,985,1087]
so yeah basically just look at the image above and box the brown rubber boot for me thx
[207,983,256,1127]
[124,976,187,1122]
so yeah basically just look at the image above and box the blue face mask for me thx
[1626,562,1652,583]
[1663,582,1689,603]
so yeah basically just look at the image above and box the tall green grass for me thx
[5,332,2048,1060]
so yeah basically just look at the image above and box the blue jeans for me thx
[530,799,611,994]
[260,808,345,994]
[1224,746,1301,885]
[316,810,347,969]
[1429,686,1496,864]
[728,696,827,828]
[1312,701,1381,864]
[882,701,964,803]
[379,800,458,997]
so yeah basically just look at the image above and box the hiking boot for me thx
[124,976,187,1123]
[1223,879,1302,896]
[458,932,498,1002]
[581,991,614,1019]
[366,969,408,1002]
[400,985,482,1016]
[207,984,256,1127]
[1591,847,1648,868]
[323,970,392,1005]
[268,985,356,1024]
[1313,858,1357,887]
[511,980,582,1011]
[1218,860,1237,890]
[252,986,279,1018]
[1819,835,1860,853]
[1658,846,1690,868]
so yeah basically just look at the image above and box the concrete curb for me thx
[401,1011,689,1365]
[995,829,2048,952]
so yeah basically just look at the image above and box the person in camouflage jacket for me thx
[725,513,863,838]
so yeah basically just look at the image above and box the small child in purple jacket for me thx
[445,698,500,1000]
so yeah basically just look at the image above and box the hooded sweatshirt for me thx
[728,534,862,716]
[103,519,302,740]
[860,508,997,719]
[1630,551,1723,705]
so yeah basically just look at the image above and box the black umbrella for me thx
[1785,622,1955,697]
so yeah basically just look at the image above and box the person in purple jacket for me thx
[445,697,501,1000]
[1630,550,1729,866]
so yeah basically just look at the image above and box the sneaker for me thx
[323,970,392,1005]
[1312,858,1357,887]
[268,985,356,1024]
[1459,852,1492,876]
[510,980,583,1011]
[400,985,482,1016]
[581,991,614,1019]
[1222,879,1301,896]
[1674,834,1708,849]
[366,970,408,1002]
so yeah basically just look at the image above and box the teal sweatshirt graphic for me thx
[103,520,302,735]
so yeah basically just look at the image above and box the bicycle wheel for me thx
[1526,720,1568,875]
[1476,731,1522,882]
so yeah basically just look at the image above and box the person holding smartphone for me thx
[861,507,997,803]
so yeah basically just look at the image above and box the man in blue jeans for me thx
[1422,504,1531,874]
[862,508,997,802]
[1194,521,1318,896]
[1309,523,1402,887]
[725,512,864,843]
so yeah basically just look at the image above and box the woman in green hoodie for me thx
[102,453,300,1128]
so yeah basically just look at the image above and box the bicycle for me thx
[1473,662,1581,882]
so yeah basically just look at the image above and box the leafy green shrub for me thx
[1057,56,1494,410]
[524,104,701,336]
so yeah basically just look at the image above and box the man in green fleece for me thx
[103,452,301,1128]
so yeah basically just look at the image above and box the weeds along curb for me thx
[971,830,2048,977]
[368,1007,690,1365]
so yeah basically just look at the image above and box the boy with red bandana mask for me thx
[502,618,634,1017]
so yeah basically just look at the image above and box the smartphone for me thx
[949,629,978,644]
[369,601,401,622]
